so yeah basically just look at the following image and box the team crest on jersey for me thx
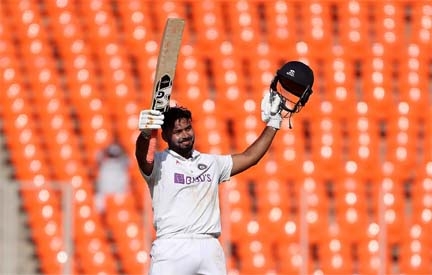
[198,163,207,170]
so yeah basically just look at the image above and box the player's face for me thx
[166,117,195,158]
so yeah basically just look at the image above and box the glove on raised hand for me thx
[261,92,282,129]
[138,110,164,137]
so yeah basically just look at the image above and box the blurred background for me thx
[0,0,431,274]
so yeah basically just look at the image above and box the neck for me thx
[171,148,193,159]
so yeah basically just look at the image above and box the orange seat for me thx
[151,1,189,43]
[237,239,276,275]
[262,1,299,50]
[297,0,333,50]
[254,177,290,213]
[356,223,393,275]
[332,172,369,237]
[370,2,406,46]
[190,1,226,50]
[318,237,354,274]
[336,1,371,49]
[398,223,432,274]
[275,241,313,274]
[175,44,211,107]
[115,0,153,50]
[292,177,330,242]
[78,247,118,274]
[369,176,406,244]
[409,1,432,46]
[221,177,253,244]
[224,1,261,52]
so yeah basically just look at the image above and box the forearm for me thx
[135,132,153,176]
[231,126,278,175]
[243,126,278,163]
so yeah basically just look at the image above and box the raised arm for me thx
[135,132,154,176]
[135,110,164,176]
[231,126,278,176]
[230,60,315,176]
[230,92,282,176]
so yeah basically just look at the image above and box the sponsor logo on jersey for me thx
[174,172,212,184]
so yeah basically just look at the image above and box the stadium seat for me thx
[317,236,354,274]
[195,118,230,154]
[254,177,290,213]
[175,44,211,108]
[411,173,432,229]
[332,180,369,242]
[262,0,299,50]
[103,192,151,268]
[355,221,396,274]
[246,43,279,101]
[151,0,189,43]
[116,0,153,50]
[410,1,432,46]
[77,246,118,274]
[224,0,261,51]
[398,223,432,274]
[237,238,276,275]
[221,177,254,244]
[291,176,330,243]
[309,113,345,170]
[336,1,371,50]
[190,0,227,49]
[275,241,313,275]
[210,41,248,119]
[297,1,333,51]
[371,2,406,46]
[369,176,406,243]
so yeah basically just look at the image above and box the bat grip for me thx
[146,131,158,163]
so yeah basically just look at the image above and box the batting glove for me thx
[138,110,164,136]
[261,92,282,129]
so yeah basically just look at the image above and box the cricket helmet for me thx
[270,61,314,113]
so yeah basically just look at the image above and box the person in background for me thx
[94,138,130,212]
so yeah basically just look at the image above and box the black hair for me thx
[161,106,192,132]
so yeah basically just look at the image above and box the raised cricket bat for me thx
[147,18,185,162]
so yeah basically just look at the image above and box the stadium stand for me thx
[0,0,431,274]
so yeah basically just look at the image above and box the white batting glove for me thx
[261,92,282,129]
[138,110,164,136]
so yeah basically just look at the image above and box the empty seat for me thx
[369,176,406,244]
[262,1,300,50]
[336,1,372,50]
[190,0,227,49]
[297,1,333,50]
[224,0,262,51]
[237,239,276,275]
[370,2,406,46]
[410,1,432,46]
[317,236,354,274]
[116,0,153,50]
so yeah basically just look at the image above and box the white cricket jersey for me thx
[141,149,233,239]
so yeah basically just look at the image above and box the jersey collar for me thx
[167,149,201,161]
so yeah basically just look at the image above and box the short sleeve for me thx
[216,155,233,183]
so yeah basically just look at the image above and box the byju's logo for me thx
[174,173,185,184]
[173,173,212,185]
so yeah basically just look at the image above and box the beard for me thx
[171,137,194,157]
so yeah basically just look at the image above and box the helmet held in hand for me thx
[270,61,314,114]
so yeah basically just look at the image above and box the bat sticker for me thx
[152,74,173,112]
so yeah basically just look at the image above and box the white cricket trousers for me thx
[149,234,227,275]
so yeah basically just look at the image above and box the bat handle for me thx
[146,131,158,163]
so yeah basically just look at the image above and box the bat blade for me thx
[147,18,185,162]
